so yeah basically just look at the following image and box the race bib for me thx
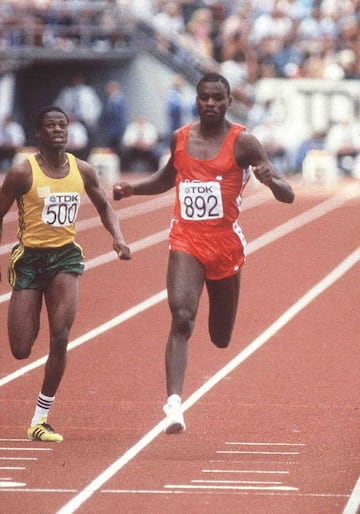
[42,192,81,227]
[179,180,223,220]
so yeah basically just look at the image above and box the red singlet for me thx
[169,123,250,280]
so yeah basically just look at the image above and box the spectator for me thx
[325,116,360,174]
[179,7,215,61]
[251,118,290,174]
[246,97,276,130]
[293,129,327,173]
[153,1,185,39]
[65,112,89,161]
[272,33,304,78]
[165,75,196,138]
[54,73,102,131]
[219,51,256,122]
[121,114,160,172]
[218,4,253,63]
[336,49,360,79]
[100,80,128,156]
[251,3,294,46]
[0,115,26,171]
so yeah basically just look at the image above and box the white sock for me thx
[31,392,55,425]
[167,394,181,405]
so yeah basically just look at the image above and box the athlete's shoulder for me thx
[231,122,247,134]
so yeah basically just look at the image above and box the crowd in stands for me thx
[0,0,134,51]
[134,0,360,81]
[1,1,359,82]
[0,0,360,176]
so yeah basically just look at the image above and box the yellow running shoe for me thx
[27,416,63,442]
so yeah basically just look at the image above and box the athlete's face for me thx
[196,81,232,124]
[37,111,68,148]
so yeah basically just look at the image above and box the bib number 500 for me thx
[179,181,223,220]
[42,193,81,227]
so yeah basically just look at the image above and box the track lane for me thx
[0,180,359,514]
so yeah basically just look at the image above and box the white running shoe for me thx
[163,400,186,434]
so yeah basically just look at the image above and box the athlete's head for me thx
[196,73,232,124]
[196,73,231,97]
[35,106,69,130]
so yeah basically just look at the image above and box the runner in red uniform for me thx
[113,73,294,434]
[170,122,249,280]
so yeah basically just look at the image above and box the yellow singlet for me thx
[17,153,84,248]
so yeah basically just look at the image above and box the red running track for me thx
[0,176,359,514]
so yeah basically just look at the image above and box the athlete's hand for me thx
[114,240,131,260]
[252,163,274,187]
[113,182,134,201]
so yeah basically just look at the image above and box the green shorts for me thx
[8,242,85,290]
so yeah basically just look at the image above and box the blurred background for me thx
[0,0,359,179]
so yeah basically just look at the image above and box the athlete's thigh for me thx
[167,250,205,316]
[8,288,43,347]
[44,272,79,338]
[206,271,241,336]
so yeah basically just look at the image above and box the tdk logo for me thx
[49,194,80,202]
[184,184,215,194]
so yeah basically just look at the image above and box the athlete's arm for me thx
[78,159,131,260]
[0,162,32,281]
[113,133,178,200]
[0,162,32,222]
[235,132,295,204]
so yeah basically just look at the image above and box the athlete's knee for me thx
[9,323,39,359]
[211,335,231,348]
[209,326,232,348]
[172,307,196,339]
[10,341,32,360]
[49,333,69,356]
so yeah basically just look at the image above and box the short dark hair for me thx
[196,73,231,96]
[35,106,69,130]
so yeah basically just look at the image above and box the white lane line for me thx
[100,489,348,498]
[210,460,300,465]
[225,442,306,446]
[192,480,283,484]
[0,439,28,442]
[0,457,37,461]
[0,447,52,451]
[164,484,298,491]
[0,487,78,493]
[342,475,360,514]
[0,481,26,488]
[216,451,300,455]
[201,469,289,475]
[0,467,25,470]
[55,247,360,514]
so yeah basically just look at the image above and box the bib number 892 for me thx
[179,181,223,220]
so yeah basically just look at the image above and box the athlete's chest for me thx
[186,135,226,160]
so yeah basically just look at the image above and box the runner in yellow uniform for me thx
[0,106,131,442]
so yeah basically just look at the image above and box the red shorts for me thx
[169,221,246,280]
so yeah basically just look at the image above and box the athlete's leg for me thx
[8,289,43,359]
[165,251,205,397]
[42,272,79,397]
[206,271,241,348]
